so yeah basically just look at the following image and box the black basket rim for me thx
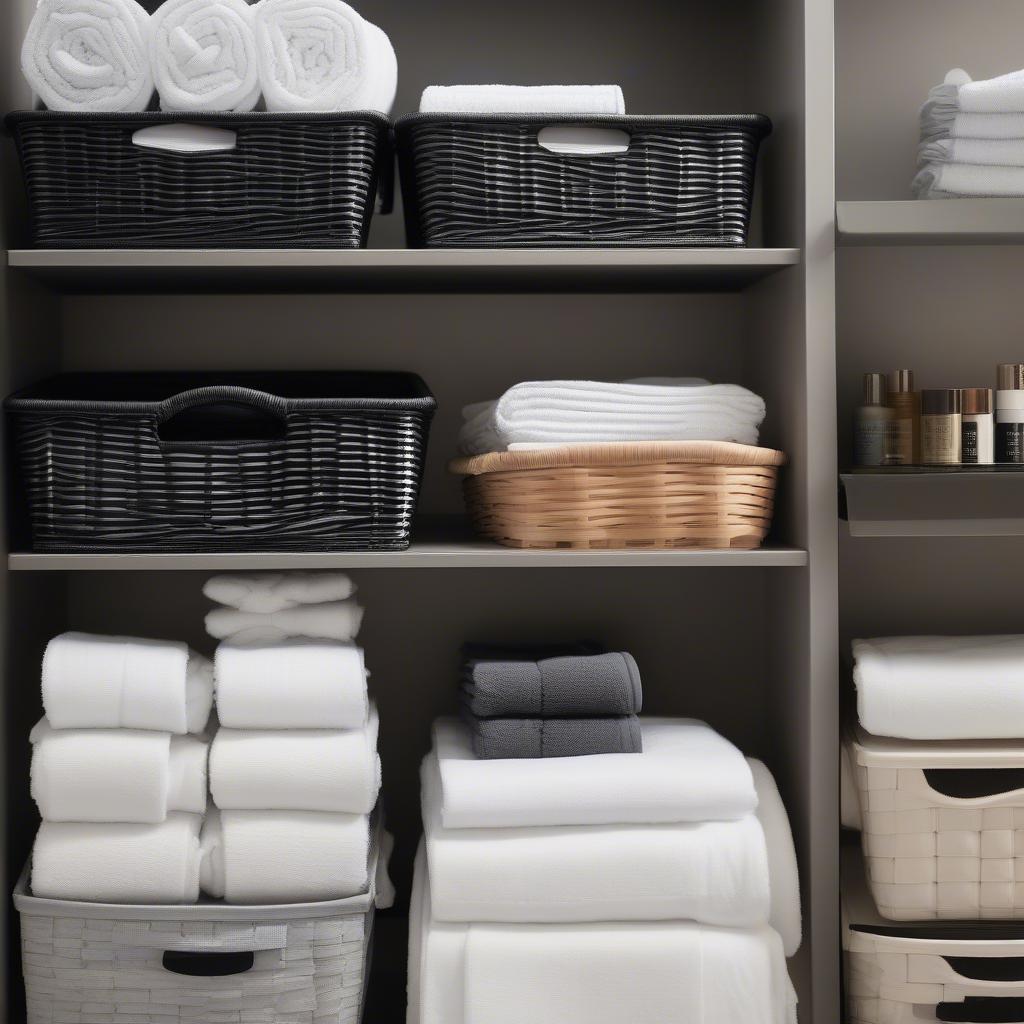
[396,112,772,137]
[5,110,393,132]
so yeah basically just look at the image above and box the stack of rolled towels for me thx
[21,0,396,114]
[916,68,1024,198]
[410,708,801,1024]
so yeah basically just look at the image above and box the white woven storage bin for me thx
[848,726,1024,921]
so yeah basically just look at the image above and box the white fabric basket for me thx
[848,726,1024,921]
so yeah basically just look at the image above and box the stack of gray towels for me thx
[459,643,643,758]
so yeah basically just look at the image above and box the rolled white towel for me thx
[150,0,260,112]
[21,0,153,112]
[30,718,208,823]
[214,638,368,728]
[32,813,203,904]
[254,0,397,114]
[200,807,371,903]
[205,599,364,643]
[203,571,356,614]
[42,632,213,735]
[210,705,381,813]
[420,84,626,115]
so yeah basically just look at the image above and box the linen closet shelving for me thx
[0,0,840,1021]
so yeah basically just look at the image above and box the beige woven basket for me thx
[449,441,786,550]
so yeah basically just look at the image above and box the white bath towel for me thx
[32,813,203,904]
[254,0,397,114]
[937,67,1024,115]
[920,137,1024,168]
[921,109,1024,142]
[204,571,356,613]
[914,161,1024,198]
[206,599,364,642]
[21,0,153,112]
[432,717,756,829]
[420,85,626,115]
[200,807,370,903]
[42,632,214,735]
[458,379,766,455]
[854,634,1024,739]
[30,718,208,823]
[214,638,368,729]
[210,705,381,813]
[150,0,260,112]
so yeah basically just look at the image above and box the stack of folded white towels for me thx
[916,68,1024,198]
[410,716,800,1024]
[21,0,396,114]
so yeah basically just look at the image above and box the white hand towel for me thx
[432,716,756,829]
[32,813,203,904]
[42,632,213,735]
[205,599,364,642]
[914,161,1024,198]
[203,571,356,613]
[919,137,1024,168]
[941,67,1024,114]
[254,0,397,114]
[921,109,1024,142]
[214,638,368,728]
[150,0,260,112]
[199,807,370,904]
[854,635,1024,739]
[420,85,625,115]
[21,0,153,112]
[210,705,381,813]
[30,718,208,823]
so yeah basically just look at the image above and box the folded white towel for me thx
[32,813,203,904]
[420,85,626,115]
[150,0,259,112]
[458,379,766,455]
[199,807,370,903]
[30,718,208,823]
[204,571,356,613]
[914,161,1024,198]
[254,0,396,114]
[921,109,1024,142]
[210,705,381,813]
[206,599,364,642]
[21,0,153,112]
[42,632,213,735]
[432,717,756,829]
[938,67,1024,115]
[854,635,1024,739]
[919,137,1024,167]
[214,638,368,728]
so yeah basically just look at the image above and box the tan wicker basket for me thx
[449,441,786,550]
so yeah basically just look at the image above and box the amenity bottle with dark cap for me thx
[854,373,896,466]
[996,364,1024,463]
[920,389,961,465]
[961,388,994,465]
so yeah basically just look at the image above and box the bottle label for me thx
[962,421,978,464]
[997,423,1024,464]
[854,421,893,467]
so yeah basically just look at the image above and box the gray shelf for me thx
[837,199,1024,246]
[6,247,801,294]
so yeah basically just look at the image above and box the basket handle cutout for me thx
[157,387,288,445]
[944,958,1024,984]
[937,997,1024,1022]
[162,950,255,977]
[132,124,238,154]
[537,125,630,156]
[924,768,1024,801]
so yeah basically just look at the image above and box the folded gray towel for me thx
[461,647,642,718]
[466,714,643,759]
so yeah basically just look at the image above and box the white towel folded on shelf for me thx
[854,635,1024,739]
[42,632,213,735]
[199,807,370,903]
[920,108,1024,142]
[432,716,757,829]
[914,161,1024,198]
[150,0,260,112]
[21,0,153,112]
[420,85,625,115]
[210,705,381,813]
[934,67,1024,115]
[31,813,203,904]
[458,379,766,455]
[206,599,364,643]
[204,571,356,613]
[214,638,368,728]
[919,137,1024,167]
[254,0,397,113]
[30,718,208,823]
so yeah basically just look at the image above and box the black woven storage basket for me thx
[396,113,771,248]
[6,372,435,552]
[5,111,393,248]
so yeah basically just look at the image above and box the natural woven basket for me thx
[450,442,786,550]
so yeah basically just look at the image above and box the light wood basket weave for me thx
[449,441,787,550]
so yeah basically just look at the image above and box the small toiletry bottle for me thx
[996,363,1024,464]
[854,373,895,466]
[961,388,994,465]
[920,389,962,465]
[888,369,920,465]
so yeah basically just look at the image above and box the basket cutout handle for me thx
[162,950,255,977]
[938,997,1024,1022]
[156,386,289,446]
[537,125,631,156]
[920,768,1024,806]
[132,124,238,154]
[944,958,1024,984]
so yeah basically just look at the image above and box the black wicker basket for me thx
[5,111,393,249]
[6,372,435,553]
[396,113,771,248]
